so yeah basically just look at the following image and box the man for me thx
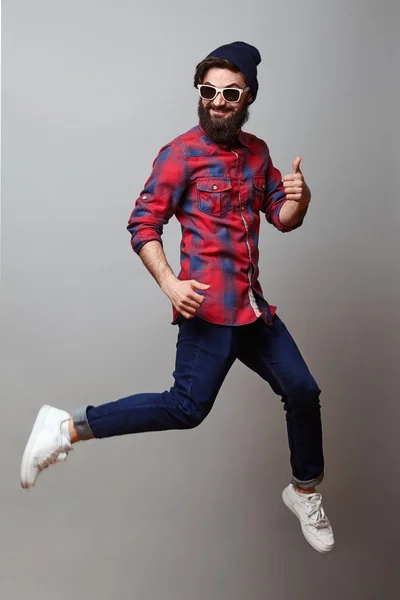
[21,42,334,554]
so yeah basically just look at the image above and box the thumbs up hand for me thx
[292,156,302,174]
[283,156,311,206]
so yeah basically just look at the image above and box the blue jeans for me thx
[73,315,324,488]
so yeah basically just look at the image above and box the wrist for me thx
[160,273,178,294]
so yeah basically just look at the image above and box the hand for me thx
[162,277,210,319]
[283,157,311,207]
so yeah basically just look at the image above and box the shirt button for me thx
[143,195,147,199]
[212,185,218,190]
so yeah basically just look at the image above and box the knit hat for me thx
[207,41,261,103]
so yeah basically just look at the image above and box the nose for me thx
[213,91,226,107]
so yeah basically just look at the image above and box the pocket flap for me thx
[253,176,266,192]
[196,178,232,193]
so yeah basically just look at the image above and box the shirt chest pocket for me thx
[252,176,266,212]
[196,178,232,217]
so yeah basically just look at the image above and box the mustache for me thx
[207,105,233,113]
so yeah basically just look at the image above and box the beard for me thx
[198,99,250,145]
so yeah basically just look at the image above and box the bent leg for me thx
[238,316,324,488]
[74,317,237,439]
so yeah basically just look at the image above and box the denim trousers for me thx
[73,315,324,488]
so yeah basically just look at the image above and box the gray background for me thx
[1,1,399,598]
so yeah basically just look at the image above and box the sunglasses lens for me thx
[223,88,241,102]
[200,85,216,100]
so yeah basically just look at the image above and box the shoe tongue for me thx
[60,420,72,448]
[307,493,319,503]
[297,490,318,502]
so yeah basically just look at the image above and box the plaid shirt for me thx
[127,124,302,326]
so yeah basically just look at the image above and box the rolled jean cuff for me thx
[291,472,324,489]
[72,405,95,441]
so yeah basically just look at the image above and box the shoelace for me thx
[302,493,330,529]
[36,437,71,470]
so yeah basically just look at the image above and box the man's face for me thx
[198,67,252,145]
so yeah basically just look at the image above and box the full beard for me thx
[198,99,250,145]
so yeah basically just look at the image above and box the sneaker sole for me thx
[282,488,334,554]
[20,405,52,489]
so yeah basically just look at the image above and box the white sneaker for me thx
[282,483,335,553]
[21,405,73,489]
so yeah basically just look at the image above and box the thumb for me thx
[191,280,210,290]
[292,156,302,174]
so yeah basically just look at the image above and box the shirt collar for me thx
[238,131,255,153]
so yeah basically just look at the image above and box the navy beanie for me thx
[207,41,261,103]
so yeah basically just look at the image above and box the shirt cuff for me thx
[131,232,163,255]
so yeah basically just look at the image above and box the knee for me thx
[171,393,213,429]
[175,402,209,429]
[285,377,321,408]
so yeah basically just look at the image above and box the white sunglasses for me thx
[197,84,250,103]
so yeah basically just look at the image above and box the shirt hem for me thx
[171,312,275,327]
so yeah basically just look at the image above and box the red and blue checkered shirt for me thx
[127,124,302,326]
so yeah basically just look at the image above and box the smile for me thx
[210,108,231,115]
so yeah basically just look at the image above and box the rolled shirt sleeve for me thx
[127,143,188,254]
[262,149,303,232]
